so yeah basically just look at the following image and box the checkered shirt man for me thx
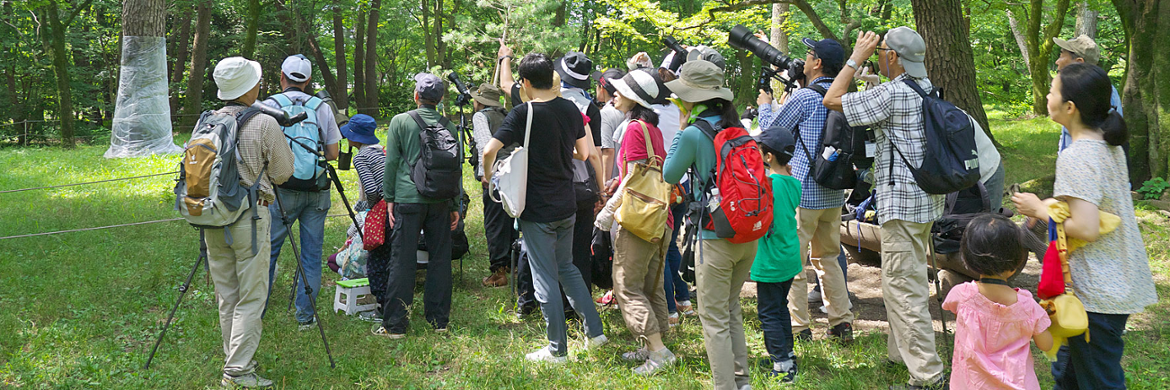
[758,76,846,210]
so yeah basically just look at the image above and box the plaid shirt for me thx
[758,77,845,210]
[841,74,943,224]
[217,105,294,202]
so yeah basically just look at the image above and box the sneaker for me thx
[371,325,405,339]
[357,310,381,323]
[221,372,273,388]
[525,347,568,363]
[828,322,854,344]
[768,359,797,384]
[482,268,508,287]
[434,327,448,333]
[515,302,538,319]
[621,347,650,362]
[808,288,823,305]
[633,348,676,375]
[795,329,813,341]
[297,319,316,331]
[586,334,609,350]
[676,300,695,316]
[889,378,949,390]
[668,312,680,327]
[818,300,855,314]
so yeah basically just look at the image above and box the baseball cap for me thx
[1053,35,1100,66]
[281,54,312,83]
[686,46,726,71]
[802,38,845,72]
[755,126,796,161]
[213,57,262,100]
[884,26,927,79]
[414,72,445,102]
[592,68,627,96]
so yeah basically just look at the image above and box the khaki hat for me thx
[1054,35,1100,66]
[470,83,504,107]
[664,60,733,103]
[213,57,262,101]
[885,26,927,79]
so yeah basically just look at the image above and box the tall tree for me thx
[362,0,380,115]
[332,0,348,111]
[241,0,260,58]
[353,8,366,112]
[1010,0,1072,115]
[182,0,212,129]
[1075,1,1098,38]
[1112,0,1168,181]
[910,0,994,141]
[39,0,95,148]
[108,0,178,157]
[169,6,193,116]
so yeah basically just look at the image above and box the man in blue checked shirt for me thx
[756,37,855,343]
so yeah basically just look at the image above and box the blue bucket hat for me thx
[340,114,379,145]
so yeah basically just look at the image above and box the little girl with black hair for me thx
[943,214,1053,390]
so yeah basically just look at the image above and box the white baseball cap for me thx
[213,57,262,100]
[281,54,312,83]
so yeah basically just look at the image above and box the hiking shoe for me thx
[668,312,680,327]
[828,322,854,343]
[297,319,316,331]
[586,334,609,350]
[795,329,813,341]
[767,359,798,384]
[633,348,676,375]
[221,372,273,388]
[482,268,508,287]
[621,347,650,362]
[525,347,568,363]
[371,325,405,339]
[676,300,695,316]
[889,378,949,390]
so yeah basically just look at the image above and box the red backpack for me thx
[692,121,773,244]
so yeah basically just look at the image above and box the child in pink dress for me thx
[943,214,1053,390]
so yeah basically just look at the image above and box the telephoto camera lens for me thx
[728,24,795,69]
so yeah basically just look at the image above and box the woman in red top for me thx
[595,69,677,375]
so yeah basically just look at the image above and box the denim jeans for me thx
[1052,312,1129,390]
[519,216,604,356]
[664,203,690,313]
[757,279,795,363]
[267,188,330,324]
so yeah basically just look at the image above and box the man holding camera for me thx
[208,57,295,388]
[264,54,342,330]
[370,73,463,338]
[823,27,947,390]
[757,38,855,344]
[470,83,516,288]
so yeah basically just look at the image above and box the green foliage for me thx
[1138,177,1170,200]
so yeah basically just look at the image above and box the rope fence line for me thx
[0,171,180,194]
[0,213,355,241]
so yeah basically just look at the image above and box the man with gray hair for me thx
[823,27,947,390]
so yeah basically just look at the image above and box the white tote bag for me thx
[490,102,532,218]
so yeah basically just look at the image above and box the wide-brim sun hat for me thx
[470,84,504,107]
[340,114,380,145]
[664,60,733,102]
[608,69,662,109]
[214,57,262,101]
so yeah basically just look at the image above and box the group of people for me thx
[195,23,1157,390]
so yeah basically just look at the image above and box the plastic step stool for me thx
[333,278,377,315]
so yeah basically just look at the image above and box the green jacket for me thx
[382,106,461,204]
[662,115,721,239]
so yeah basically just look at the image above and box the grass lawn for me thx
[1,109,1168,389]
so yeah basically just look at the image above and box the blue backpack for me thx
[890,80,980,195]
[269,93,330,191]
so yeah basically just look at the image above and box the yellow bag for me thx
[1039,222,1090,360]
[615,121,671,242]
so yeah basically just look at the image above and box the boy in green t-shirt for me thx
[751,128,802,383]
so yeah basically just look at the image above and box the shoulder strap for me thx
[901,79,929,98]
[407,110,430,131]
[808,84,828,97]
[270,94,293,108]
[691,119,717,141]
[522,102,533,149]
[304,96,323,111]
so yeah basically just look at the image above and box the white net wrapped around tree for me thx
[105,36,181,158]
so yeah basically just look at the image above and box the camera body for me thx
[663,36,689,73]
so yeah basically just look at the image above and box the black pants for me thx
[482,186,517,273]
[375,202,452,332]
[517,204,595,311]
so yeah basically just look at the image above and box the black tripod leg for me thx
[326,164,363,241]
[272,188,337,369]
[144,239,207,369]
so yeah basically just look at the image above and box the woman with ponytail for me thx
[1012,63,1157,389]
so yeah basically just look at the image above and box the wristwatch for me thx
[498,55,513,62]
[845,59,859,70]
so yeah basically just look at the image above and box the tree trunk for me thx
[183,0,212,130]
[1112,0,1167,181]
[1005,10,1031,71]
[274,0,338,97]
[110,0,174,157]
[42,1,76,148]
[910,0,994,143]
[1021,0,1072,116]
[362,0,380,116]
[354,9,366,112]
[169,6,192,116]
[770,3,789,95]
[333,0,348,111]
[241,0,260,58]
[1075,1,1098,39]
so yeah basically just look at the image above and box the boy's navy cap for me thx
[755,126,796,158]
